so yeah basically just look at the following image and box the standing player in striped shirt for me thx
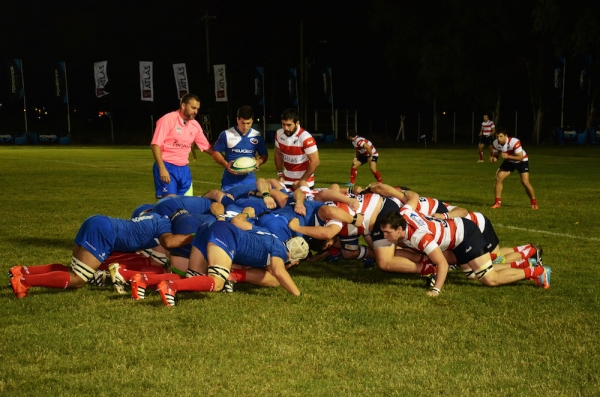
[477,113,496,163]
[490,126,538,209]
[345,130,383,187]
[274,108,320,189]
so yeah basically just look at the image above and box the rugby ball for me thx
[232,156,257,174]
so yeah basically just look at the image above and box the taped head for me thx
[285,237,310,261]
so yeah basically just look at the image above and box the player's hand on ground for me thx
[489,156,497,163]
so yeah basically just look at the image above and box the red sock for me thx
[495,198,502,205]
[121,264,165,274]
[479,151,483,160]
[524,267,544,279]
[510,259,529,269]
[229,269,247,283]
[350,168,358,184]
[144,273,183,287]
[515,244,532,253]
[170,276,215,292]
[105,252,151,267]
[373,171,382,183]
[22,264,68,275]
[23,271,71,289]
[531,199,538,206]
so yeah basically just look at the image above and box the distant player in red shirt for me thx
[345,130,382,187]
[274,108,320,190]
[490,126,538,209]
[478,114,495,162]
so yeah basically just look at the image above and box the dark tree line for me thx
[369,0,600,142]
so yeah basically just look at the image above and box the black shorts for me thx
[480,215,500,253]
[357,155,378,165]
[478,135,494,146]
[499,160,530,174]
[451,219,488,264]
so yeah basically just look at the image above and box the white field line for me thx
[495,224,600,242]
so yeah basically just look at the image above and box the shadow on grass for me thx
[7,236,73,251]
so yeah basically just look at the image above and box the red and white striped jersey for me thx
[481,120,495,136]
[416,197,450,216]
[492,136,528,162]
[352,136,378,157]
[325,193,382,237]
[463,212,486,233]
[275,127,318,186]
[400,205,465,255]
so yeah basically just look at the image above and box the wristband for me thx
[431,287,441,295]
[217,214,226,220]
[242,212,250,218]
[262,192,271,197]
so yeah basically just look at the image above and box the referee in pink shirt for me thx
[151,94,215,198]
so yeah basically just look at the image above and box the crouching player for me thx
[8,211,194,298]
[156,206,310,306]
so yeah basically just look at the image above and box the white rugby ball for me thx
[232,156,257,174]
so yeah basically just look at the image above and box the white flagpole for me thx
[63,62,71,133]
[21,59,28,132]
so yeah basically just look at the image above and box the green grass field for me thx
[1,143,599,396]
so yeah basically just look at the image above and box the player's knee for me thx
[69,274,87,288]
[474,262,499,286]
[70,257,97,288]
[208,265,230,292]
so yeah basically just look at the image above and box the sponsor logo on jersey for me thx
[409,212,427,227]
[232,148,254,154]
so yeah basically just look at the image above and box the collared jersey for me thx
[214,126,268,188]
[492,136,528,163]
[481,120,495,136]
[352,135,379,157]
[400,205,465,255]
[275,127,318,185]
[151,110,210,166]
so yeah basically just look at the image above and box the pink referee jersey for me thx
[151,111,210,166]
[275,127,318,186]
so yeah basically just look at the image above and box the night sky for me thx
[0,2,378,136]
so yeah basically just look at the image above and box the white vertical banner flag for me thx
[173,63,189,100]
[213,64,228,102]
[139,61,154,101]
[94,61,109,97]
